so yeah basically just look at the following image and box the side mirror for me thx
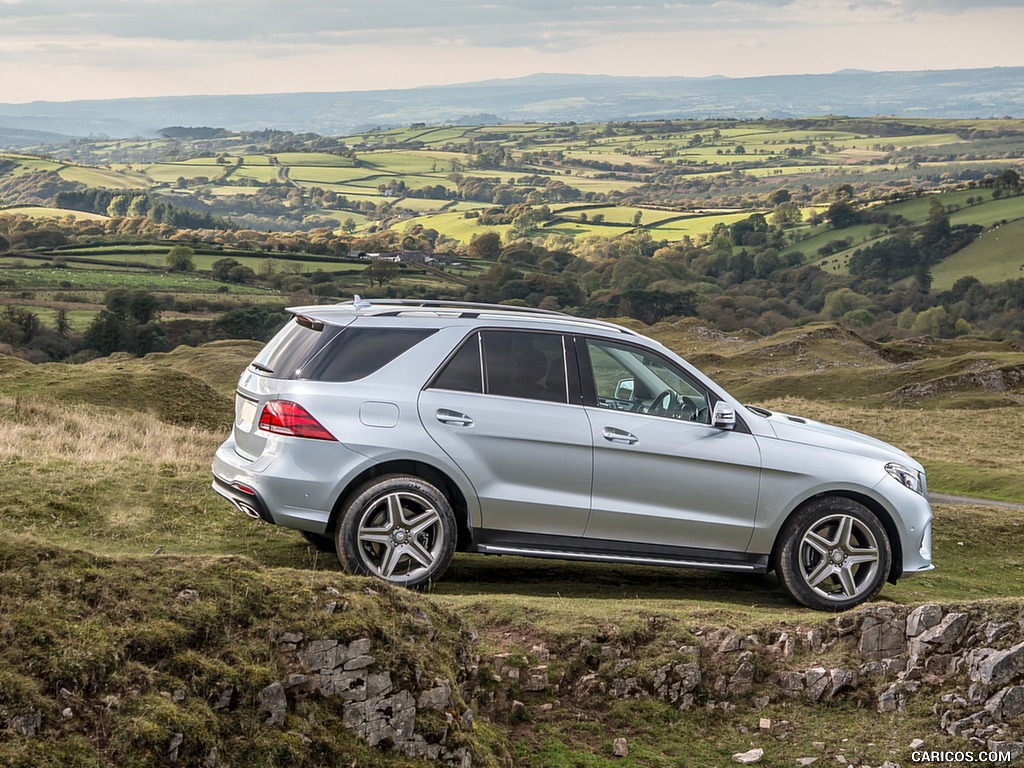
[712,400,736,430]
[614,377,635,401]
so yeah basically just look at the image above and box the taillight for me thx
[258,401,338,441]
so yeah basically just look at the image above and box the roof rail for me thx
[329,297,640,336]
[336,297,569,316]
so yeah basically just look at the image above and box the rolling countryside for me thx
[2,113,1024,767]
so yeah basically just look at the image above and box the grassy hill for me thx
[1,325,1023,765]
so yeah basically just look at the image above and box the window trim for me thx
[425,328,584,406]
[424,330,484,394]
[575,335,750,432]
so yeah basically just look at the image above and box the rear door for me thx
[419,329,593,536]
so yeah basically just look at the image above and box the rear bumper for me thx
[212,473,273,524]
[211,434,376,535]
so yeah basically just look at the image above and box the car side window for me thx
[482,331,568,403]
[430,333,484,393]
[585,338,711,424]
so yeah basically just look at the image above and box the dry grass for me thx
[0,393,220,466]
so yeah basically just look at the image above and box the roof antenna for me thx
[352,294,371,309]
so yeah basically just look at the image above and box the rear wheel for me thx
[775,497,891,611]
[336,474,456,588]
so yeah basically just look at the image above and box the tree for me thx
[469,231,502,261]
[214,307,290,341]
[364,260,399,287]
[55,308,71,338]
[997,168,1021,191]
[212,258,239,281]
[104,288,161,324]
[771,201,802,228]
[825,200,858,229]
[0,306,40,344]
[165,245,195,272]
[911,306,955,337]
[106,195,129,218]
[823,288,872,319]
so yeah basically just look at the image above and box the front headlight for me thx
[885,462,925,496]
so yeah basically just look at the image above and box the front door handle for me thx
[602,427,638,445]
[436,409,474,427]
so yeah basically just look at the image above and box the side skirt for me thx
[470,529,768,574]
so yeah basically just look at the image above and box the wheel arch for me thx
[770,490,903,585]
[328,460,474,551]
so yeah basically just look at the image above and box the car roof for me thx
[287,297,646,339]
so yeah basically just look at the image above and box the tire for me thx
[336,474,457,589]
[300,531,335,552]
[775,496,891,611]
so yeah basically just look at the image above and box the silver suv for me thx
[212,298,933,610]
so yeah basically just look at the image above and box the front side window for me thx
[586,338,710,423]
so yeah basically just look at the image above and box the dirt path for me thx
[929,492,1024,511]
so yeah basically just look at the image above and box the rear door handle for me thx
[436,409,474,427]
[602,427,638,445]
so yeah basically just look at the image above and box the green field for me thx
[931,218,1024,289]
[0,206,108,221]
[4,118,1024,296]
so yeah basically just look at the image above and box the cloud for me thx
[1,0,1022,102]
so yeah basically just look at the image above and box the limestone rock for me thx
[906,604,943,638]
[911,612,969,654]
[258,682,287,727]
[859,616,907,661]
[967,641,1024,688]
[523,665,549,692]
[805,668,830,701]
[732,747,764,764]
[418,679,452,711]
[10,713,41,737]
[613,737,629,757]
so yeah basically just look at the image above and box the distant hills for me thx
[1,67,1023,145]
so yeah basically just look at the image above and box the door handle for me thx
[436,409,474,427]
[602,427,638,445]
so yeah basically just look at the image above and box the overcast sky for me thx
[1,0,1022,104]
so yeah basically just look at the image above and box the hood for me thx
[753,407,920,469]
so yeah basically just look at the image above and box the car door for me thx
[418,329,593,537]
[580,337,762,554]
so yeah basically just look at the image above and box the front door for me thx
[581,337,762,553]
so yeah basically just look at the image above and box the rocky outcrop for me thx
[261,632,475,767]
[555,604,1024,762]
[8,602,1024,766]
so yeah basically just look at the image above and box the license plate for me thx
[237,396,258,431]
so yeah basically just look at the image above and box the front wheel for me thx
[336,475,456,588]
[775,497,891,611]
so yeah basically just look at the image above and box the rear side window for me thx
[429,330,568,403]
[483,331,567,402]
[298,327,437,382]
[250,316,342,379]
[430,333,483,393]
